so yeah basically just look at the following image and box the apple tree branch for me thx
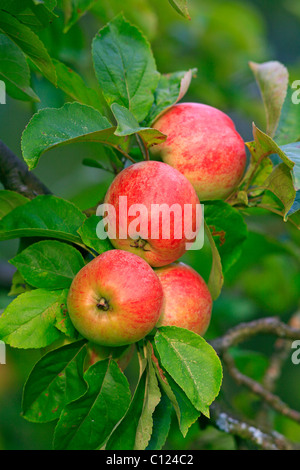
[0,140,51,198]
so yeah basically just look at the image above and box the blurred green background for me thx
[0,0,300,450]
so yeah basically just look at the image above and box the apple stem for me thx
[135,134,149,161]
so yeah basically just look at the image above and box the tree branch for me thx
[211,317,300,355]
[223,351,300,424]
[256,312,300,428]
[210,316,300,434]
[209,403,294,450]
[0,141,51,198]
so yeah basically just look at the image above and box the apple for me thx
[151,102,247,201]
[155,262,212,336]
[85,343,135,371]
[67,250,164,347]
[103,160,201,267]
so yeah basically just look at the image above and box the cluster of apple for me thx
[67,103,246,350]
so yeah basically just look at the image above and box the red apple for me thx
[151,102,247,201]
[103,161,201,267]
[67,250,164,347]
[155,262,212,336]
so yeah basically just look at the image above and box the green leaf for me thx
[289,206,300,229]
[54,289,79,339]
[8,270,32,297]
[168,0,191,19]
[62,0,98,32]
[21,102,127,170]
[7,0,57,31]
[252,125,294,169]
[0,190,29,219]
[0,0,26,12]
[10,240,85,290]
[77,215,113,255]
[105,358,148,450]
[287,191,300,217]
[0,195,86,244]
[242,140,272,193]
[274,86,300,145]
[250,156,273,188]
[111,103,167,148]
[204,220,224,301]
[152,351,200,437]
[249,61,289,138]
[204,201,248,273]
[106,346,162,451]
[0,33,39,102]
[112,102,147,136]
[280,142,300,190]
[92,14,160,122]
[53,359,131,450]
[243,125,297,204]
[82,158,112,172]
[0,9,56,84]
[52,59,102,110]
[0,289,65,348]
[146,69,196,125]
[154,326,223,417]
[146,389,173,450]
[134,343,161,450]
[22,339,87,423]
[165,372,200,437]
[261,163,296,219]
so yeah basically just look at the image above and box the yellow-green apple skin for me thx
[151,102,247,201]
[103,160,201,267]
[67,250,164,347]
[155,262,212,336]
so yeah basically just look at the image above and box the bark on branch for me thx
[209,403,294,450]
[211,317,300,354]
[0,140,51,198]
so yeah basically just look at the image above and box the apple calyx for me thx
[96,297,110,311]
[130,237,150,252]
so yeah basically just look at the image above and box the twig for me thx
[111,144,136,164]
[0,141,51,198]
[0,141,96,259]
[211,317,300,354]
[223,351,300,424]
[262,313,300,393]
[256,312,300,428]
